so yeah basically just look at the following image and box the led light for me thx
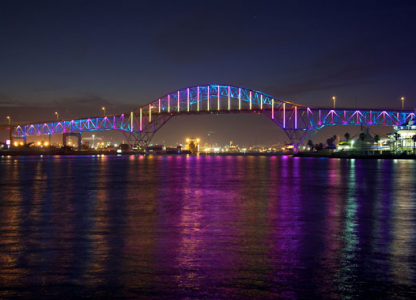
[217,85,220,111]
[197,86,200,111]
[283,103,285,127]
[177,91,180,112]
[187,88,190,112]
[207,85,210,111]
[168,95,170,112]
[295,106,297,129]
[228,86,231,110]
[238,88,241,110]
[140,108,143,131]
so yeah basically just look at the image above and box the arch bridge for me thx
[6,84,416,149]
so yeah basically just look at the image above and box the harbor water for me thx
[0,155,415,299]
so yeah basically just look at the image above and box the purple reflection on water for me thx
[0,155,415,299]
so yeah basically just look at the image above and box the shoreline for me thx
[295,152,416,159]
[1,149,415,159]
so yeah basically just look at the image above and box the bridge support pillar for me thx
[284,129,317,151]
[122,132,141,150]
[63,132,82,151]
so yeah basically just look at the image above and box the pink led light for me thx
[159,99,161,113]
[272,99,274,119]
[187,88,190,111]
[295,106,297,129]
[149,104,152,122]
[283,103,285,127]
[217,85,220,111]
[228,86,231,110]
[177,91,180,112]
[249,91,252,110]
[197,86,200,111]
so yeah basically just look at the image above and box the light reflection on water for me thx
[0,155,416,299]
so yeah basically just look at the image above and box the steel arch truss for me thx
[10,84,416,148]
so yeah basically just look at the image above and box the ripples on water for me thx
[0,155,415,299]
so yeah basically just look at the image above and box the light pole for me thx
[6,116,11,147]
[55,111,59,121]
[102,106,106,117]
[401,97,405,110]
[332,96,336,109]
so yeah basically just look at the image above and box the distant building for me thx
[147,145,165,154]
[353,128,375,150]
[389,119,416,153]
[337,141,354,151]
[185,138,200,154]
[337,127,389,153]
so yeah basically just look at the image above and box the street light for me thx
[102,107,106,117]
[6,116,10,126]
[332,96,336,109]
[401,97,405,110]
[55,111,59,121]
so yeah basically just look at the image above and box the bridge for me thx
[3,84,415,149]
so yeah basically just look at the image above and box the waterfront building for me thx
[389,120,416,153]
[353,128,376,151]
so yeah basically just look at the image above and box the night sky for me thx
[1,0,416,146]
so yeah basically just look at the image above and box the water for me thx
[0,155,415,299]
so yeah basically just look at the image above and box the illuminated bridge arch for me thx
[10,84,416,148]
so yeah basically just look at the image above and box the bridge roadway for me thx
[2,84,415,148]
